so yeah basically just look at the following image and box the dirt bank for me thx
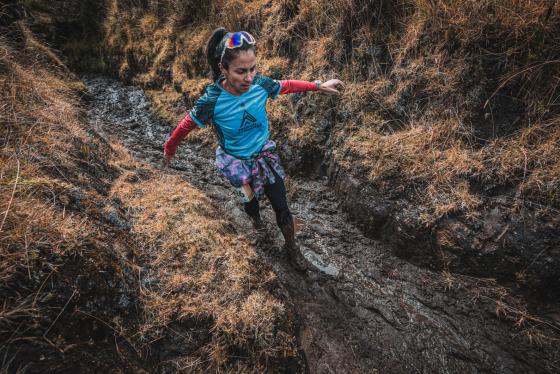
[0,19,303,371]
[82,0,560,293]
[85,75,560,373]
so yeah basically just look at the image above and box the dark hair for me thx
[206,27,256,81]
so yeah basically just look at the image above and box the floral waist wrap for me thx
[215,140,285,201]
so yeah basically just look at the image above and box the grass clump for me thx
[97,0,560,218]
[109,159,301,370]
[1,15,303,372]
[0,23,144,372]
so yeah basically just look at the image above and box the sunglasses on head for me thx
[224,31,256,49]
[220,31,256,64]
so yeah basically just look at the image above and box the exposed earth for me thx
[84,75,560,373]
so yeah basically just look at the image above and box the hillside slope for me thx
[65,0,560,293]
[3,0,560,371]
[0,11,303,372]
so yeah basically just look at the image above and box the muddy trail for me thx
[84,76,559,373]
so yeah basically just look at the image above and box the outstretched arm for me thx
[163,114,199,166]
[279,80,318,94]
[279,79,344,95]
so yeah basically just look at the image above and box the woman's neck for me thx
[221,79,242,96]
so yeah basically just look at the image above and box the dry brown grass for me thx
[99,0,559,221]
[0,26,135,370]
[1,17,300,371]
[109,148,298,370]
[1,33,98,290]
[320,0,560,218]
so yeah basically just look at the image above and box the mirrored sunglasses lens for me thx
[226,33,243,48]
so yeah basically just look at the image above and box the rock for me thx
[104,211,131,230]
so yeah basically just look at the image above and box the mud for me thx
[84,76,559,373]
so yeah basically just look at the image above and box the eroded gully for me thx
[84,76,558,373]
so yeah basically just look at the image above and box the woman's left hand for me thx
[319,79,345,94]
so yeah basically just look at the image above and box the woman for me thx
[164,28,344,271]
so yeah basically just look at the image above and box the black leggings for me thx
[243,174,292,227]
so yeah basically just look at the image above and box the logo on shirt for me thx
[239,110,262,133]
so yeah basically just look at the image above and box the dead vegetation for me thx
[92,0,560,223]
[345,0,560,218]
[0,16,301,372]
[0,26,137,371]
[109,148,301,371]
[1,25,100,296]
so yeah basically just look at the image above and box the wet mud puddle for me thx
[85,76,558,373]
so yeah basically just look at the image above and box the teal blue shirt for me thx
[189,75,282,159]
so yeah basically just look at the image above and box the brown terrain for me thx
[1,0,559,372]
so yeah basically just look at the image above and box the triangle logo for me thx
[239,110,260,132]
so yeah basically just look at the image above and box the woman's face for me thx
[220,49,257,95]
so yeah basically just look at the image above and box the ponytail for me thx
[206,27,228,81]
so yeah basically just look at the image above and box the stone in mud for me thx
[104,210,131,230]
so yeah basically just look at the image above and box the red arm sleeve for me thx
[279,80,318,94]
[164,114,198,156]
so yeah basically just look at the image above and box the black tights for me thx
[243,176,292,227]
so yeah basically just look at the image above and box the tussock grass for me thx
[1,17,300,371]
[98,0,559,221]
[377,0,560,215]
[0,27,132,371]
[1,34,98,289]
[109,152,299,369]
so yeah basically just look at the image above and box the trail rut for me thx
[85,76,559,374]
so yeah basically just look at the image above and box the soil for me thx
[84,75,560,373]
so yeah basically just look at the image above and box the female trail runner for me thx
[164,28,344,271]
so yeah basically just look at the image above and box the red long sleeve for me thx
[279,80,318,94]
[164,114,198,156]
